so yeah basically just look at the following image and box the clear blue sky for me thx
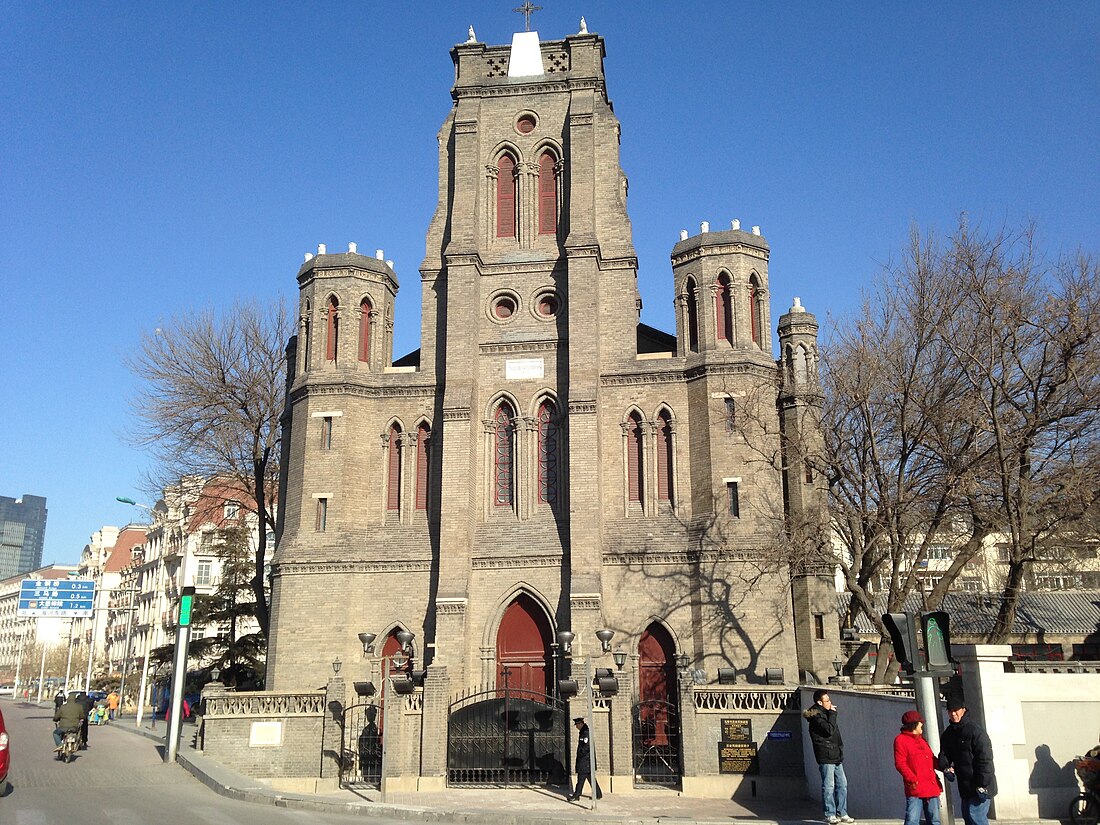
[2,3,1097,566]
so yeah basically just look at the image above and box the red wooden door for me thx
[638,623,677,745]
[496,595,552,696]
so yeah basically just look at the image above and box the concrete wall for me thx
[955,645,1100,820]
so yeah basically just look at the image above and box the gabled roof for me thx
[839,590,1100,637]
[186,479,255,533]
[103,526,147,573]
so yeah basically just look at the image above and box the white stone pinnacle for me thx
[751,226,760,236]
[701,221,709,233]
[731,219,741,230]
[375,249,384,260]
[792,297,804,312]
[348,242,357,253]
[305,253,313,262]
[318,243,326,255]
[679,229,689,241]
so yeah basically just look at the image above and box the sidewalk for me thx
[107,713,1053,825]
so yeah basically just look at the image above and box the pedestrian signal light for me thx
[179,586,196,627]
[882,612,919,675]
[920,611,953,668]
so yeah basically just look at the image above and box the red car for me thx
[0,705,8,790]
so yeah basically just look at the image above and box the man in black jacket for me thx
[569,717,602,802]
[938,697,995,825]
[803,690,855,824]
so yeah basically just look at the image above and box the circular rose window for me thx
[516,114,537,134]
[493,296,517,319]
[536,293,559,317]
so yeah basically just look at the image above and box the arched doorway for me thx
[496,594,552,695]
[446,595,567,786]
[633,622,682,787]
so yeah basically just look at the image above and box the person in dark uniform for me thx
[569,716,602,802]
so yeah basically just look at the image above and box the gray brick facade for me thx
[263,27,834,790]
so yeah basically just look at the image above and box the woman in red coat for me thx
[894,710,943,825]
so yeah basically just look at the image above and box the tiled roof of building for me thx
[103,526,147,573]
[838,590,1100,636]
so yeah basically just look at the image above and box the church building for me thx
[263,18,836,793]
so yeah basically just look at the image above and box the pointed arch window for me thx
[386,424,402,512]
[326,296,339,361]
[748,275,762,348]
[686,279,699,353]
[302,301,312,372]
[537,399,559,505]
[716,273,733,344]
[497,154,517,238]
[627,411,644,503]
[656,410,673,503]
[538,152,557,235]
[358,298,372,363]
[493,402,516,507]
[415,422,430,511]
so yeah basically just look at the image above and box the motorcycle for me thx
[56,729,80,763]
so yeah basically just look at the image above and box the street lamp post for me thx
[117,585,138,715]
[556,629,616,811]
[357,629,415,802]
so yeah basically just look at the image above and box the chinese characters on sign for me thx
[718,717,759,774]
[17,578,95,618]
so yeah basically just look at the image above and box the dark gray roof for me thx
[839,590,1100,637]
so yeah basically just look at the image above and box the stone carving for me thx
[206,691,326,717]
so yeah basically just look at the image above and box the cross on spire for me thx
[512,1,542,32]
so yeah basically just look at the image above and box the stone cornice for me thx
[289,381,438,405]
[274,561,432,575]
[480,340,561,355]
[672,242,769,266]
[472,555,562,569]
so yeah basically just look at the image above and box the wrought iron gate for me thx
[341,701,383,788]
[447,686,568,786]
[632,699,682,788]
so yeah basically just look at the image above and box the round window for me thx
[516,114,537,134]
[493,296,517,319]
[536,294,559,317]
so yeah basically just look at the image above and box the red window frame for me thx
[415,423,430,510]
[716,273,732,342]
[627,413,644,503]
[538,153,556,235]
[497,154,516,238]
[386,425,402,512]
[656,412,673,502]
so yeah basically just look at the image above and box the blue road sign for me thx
[17,578,95,617]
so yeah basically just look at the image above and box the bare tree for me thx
[823,219,1100,666]
[127,299,290,638]
[935,223,1100,638]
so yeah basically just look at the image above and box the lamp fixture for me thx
[358,632,376,656]
[676,652,690,672]
[395,629,414,652]
[332,656,342,675]
[832,656,843,677]
[210,665,221,682]
[612,647,627,670]
[556,630,574,655]
[595,629,615,653]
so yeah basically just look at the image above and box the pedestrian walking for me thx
[804,689,856,824]
[569,716,602,802]
[938,697,995,825]
[53,690,65,710]
[894,710,942,825]
[107,689,120,721]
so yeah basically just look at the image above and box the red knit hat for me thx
[902,710,924,726]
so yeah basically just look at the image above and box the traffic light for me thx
[179,586,196,627]
[920,611,953,669]
[882,612,919,674]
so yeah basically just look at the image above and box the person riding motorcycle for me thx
[52,692,84,751]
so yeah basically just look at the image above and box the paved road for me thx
[0,698,405,824]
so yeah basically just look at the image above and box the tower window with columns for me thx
[493,402,516,506]
[386,424,402,513]
[358,298,372,363]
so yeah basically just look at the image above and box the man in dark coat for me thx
[803,689,855,824]
[76,691,93,748]
[52,693,84,751]
[569,716,602,802]
[938,697,995,825]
